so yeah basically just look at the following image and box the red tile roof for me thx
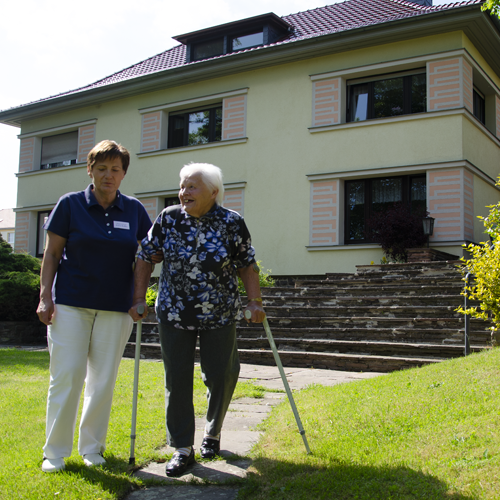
[7,0,483,109]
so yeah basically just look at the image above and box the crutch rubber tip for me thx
[129,458,135,465]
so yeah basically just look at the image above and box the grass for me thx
[3,347,500,499]
[241,348,500,500]
[0,348,267,499]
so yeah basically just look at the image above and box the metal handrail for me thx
[464,272,471,356]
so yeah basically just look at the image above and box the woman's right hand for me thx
[37,297,55,325]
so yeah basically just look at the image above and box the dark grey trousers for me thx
[158,322,240,448]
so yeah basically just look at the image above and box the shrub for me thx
[0,235,41,322]
[146,282,158,307]
[457,186,500,339]
[365,202,428,263]
[238,260,275,295]
[144,261,275,306]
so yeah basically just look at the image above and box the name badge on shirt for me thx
[114,221,130,230]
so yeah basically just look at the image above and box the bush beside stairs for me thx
[124,261,493,373]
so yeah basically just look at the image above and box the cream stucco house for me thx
[1,0,499,274]
[0,208,15,247]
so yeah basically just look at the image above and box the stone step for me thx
[256,295,466,308]
[236,338,488,358]
[259,315,479,328]
[261,305,464,319]
[130,323,490,347]
[295,276,463,288]
[262,285,464,297]
[235,326,490,345]
[123,342,444,373]
[354,261,462,274]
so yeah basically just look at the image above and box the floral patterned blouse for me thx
[139,204,256,330]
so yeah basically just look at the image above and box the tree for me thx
[365,202,428,263]
[483,0,500,19]
[457,180,500,341]
[0,234,41,322]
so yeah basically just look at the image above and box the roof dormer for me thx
[173,13,293,63]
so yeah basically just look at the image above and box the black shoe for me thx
[200,437,220,459]
[165,448,195,477]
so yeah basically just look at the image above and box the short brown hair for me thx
[87,140,131,173]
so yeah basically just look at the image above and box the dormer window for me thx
[174,13,291,64]
[232,31,263,51]
[193,38,224,61]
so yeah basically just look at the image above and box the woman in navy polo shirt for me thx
[37,140,153,473]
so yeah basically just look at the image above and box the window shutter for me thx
[41,131,78,165]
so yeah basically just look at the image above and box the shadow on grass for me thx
[62,457,139,499]
[241,457,476,499]
[0,349,49,369]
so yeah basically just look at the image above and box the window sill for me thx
[137,138,248,158]
[16,162,86,178]
[308,109,464,134]
[307,241,469,252]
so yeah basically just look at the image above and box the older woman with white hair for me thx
[129,162,265,476]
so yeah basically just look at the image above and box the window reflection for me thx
[345,175,426,243]
[232,32,263,51]
[348,72,426,122]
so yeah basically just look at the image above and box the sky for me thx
[0,0,453,210]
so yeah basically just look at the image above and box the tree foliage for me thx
[0,234,41,321]
[483,0,500,19]
[365,202,428,263]
[457,185,500,338]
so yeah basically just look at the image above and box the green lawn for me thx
[2,347,500,499]
[241,348,500,500]
[0,348,265,499]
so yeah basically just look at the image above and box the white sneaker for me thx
[42,457,65,473]
[83,453,106,466]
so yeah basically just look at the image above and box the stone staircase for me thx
[124,261,493,373]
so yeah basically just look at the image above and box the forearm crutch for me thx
[245,310,311,454]
[129,304,145,465]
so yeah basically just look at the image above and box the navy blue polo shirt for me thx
[45,184,152,313]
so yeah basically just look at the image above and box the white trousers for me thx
[43,304,133,459]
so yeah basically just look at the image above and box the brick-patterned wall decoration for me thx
[312,78,340,127]
[14,212,30,253]
[19,138,35,173]
[496,95,500,140]
[310,180,338,245]
[462,60,473,114]
[428,58,472,112]
[222,95,246,140]
[140,198,159,222]
[223,189,244,216]
[428,168,472,242]
[463,169,474,241]
[77,125,96,164]
[141,112,162,152]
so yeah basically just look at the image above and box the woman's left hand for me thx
[244,301,266,323]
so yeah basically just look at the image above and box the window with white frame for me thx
[347,70,426,123]
[7,232,14,245]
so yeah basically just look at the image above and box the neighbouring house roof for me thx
[0,208,15,229]
[0,0,493,125]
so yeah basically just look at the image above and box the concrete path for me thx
[125,363,384,500]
